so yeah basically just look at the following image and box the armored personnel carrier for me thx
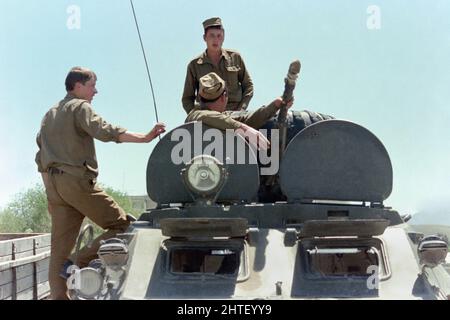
[67,114,450,300]
[65,59,450,300]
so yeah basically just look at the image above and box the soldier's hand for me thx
[274,97,294,109]
[145,122,166,142]
[284,97,294,109]
[253,130,270,151]
[236,124,270,151]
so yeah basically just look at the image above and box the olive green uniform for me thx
[35,94,130,299]
[182,49,254,114]
[185,101,278,130]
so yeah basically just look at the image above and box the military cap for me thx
[202,17,223,30]
[199,72,226,101]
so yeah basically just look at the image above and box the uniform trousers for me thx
[44,170,130,300]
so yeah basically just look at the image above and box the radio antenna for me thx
[130,0,161,139]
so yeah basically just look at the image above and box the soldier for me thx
[35,67,166,300]
[182,17,254,114]
[185,72,293,150]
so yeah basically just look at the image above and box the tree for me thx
[84,186,141,238]
[0,209,28,233]
[103,186,140,218]
[0,183,141,234]
[0,183,50,233]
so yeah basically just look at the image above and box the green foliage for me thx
[0,209,27,233]
[0,183,50,233]
[102,185,140,217]
[82,184,141,238]
[0,183,139,234]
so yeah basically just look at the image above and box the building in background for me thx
[129,196,156,212]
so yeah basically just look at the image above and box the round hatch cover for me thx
[279,120,392,203]
[147,122,260,205]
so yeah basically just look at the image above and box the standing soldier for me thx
[35,67,165,299]
[182,17,254,114]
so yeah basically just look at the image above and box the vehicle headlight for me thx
[98,238,129,270]
[182,155,227,198]
[418,235,448,268]
[76,267,103,299]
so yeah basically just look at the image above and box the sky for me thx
[0,0,449,221]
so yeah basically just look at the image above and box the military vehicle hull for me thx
[90,203,447,300]
[68,119,450,300]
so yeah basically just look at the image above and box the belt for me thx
[48,167,64,175]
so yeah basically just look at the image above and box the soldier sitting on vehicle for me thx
[185,72,293,151]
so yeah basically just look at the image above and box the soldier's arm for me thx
[233,100,279,129]
[234,98,294,129]
[118,123,166,143]
[235,123,270,151]
[76,102,166,143]
[188,111,269,150]
[187,110,241,130]
[75,102,127,142]
[182,63,198,114]
[237,55,254,110]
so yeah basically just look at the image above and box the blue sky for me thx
[1,0,449,219]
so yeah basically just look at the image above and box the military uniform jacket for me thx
[35,94,126,178]
[185,102,278,130]
[182,49,254,114]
